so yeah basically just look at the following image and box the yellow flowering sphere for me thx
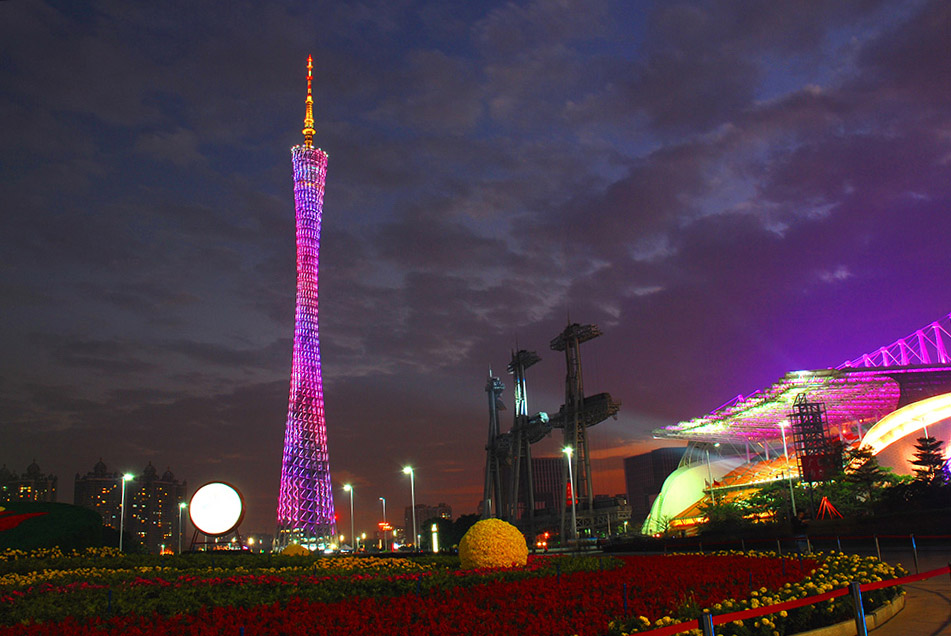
[458,519,528,569]
[280,544,310,556]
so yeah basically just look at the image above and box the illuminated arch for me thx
[861,392,951,456]
[642,455,746,535]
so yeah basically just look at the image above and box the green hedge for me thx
[0,502,103,551]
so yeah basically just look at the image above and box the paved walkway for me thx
[868,548,951,635]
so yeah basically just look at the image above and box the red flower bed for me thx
[3,554,816,636]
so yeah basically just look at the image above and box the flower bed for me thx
[0,548,903,636]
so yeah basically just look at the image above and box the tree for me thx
[698,498,753,536]
[911,437,948,487]
[844,446,887,514]
[450,514,480,547]
[747,481,794,525]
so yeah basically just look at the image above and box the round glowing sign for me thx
[189,482,244,536]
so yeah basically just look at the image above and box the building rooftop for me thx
[654,365,951,445]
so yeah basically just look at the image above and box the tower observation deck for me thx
[276,56,336,548]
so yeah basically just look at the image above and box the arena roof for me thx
[653,365,951,445]
[654,313,951,445]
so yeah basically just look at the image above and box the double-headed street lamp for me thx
[119,473,134,552]
[343,484,355,551]
[178,502,187,553]
[562,447,577,542]
[402,466,416,551]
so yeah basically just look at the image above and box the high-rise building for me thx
[74,459,123,529]
[276,56,336,548]
[0,461,57,503]
[74,460,186,554]
[125,463,187,554]
[529,456,564,518]
[623,447,686,522]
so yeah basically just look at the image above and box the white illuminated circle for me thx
[189,482,245,536]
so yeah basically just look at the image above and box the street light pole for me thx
[705,443,720,504]
[562,447,577,542]
[402,466,416,552]
[343,484,354,551]
[379,496,387,551]
[178,502,187,553]
[119,473,134,552]
[780,422,798,516]
[780,420,790,460]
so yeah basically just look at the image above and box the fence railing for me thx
[656,532,951,575]
[634,562,950,636]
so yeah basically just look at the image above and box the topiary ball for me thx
[458,518,528,569]
[281,543,310,556]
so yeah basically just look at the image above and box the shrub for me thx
[458,519,527,569]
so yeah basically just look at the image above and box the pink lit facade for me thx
[277,57,336,547]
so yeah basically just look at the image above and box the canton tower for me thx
[277,56,336,548]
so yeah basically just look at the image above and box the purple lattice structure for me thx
[838,312,951,368]
[656,311,951,445]
[276,57,336,548]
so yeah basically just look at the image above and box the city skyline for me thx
[3,1,951,535]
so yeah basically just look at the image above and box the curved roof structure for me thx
[654,365,951,444]
[654,313,951,445]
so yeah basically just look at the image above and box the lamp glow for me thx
[177,502,187,553]
[119,473,134,552]
[562,447,577,542]
[403,466,416,552]
[343,484,354,552]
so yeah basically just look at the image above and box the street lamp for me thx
[704,443,720,504]
[779,422,798,516]
[779,421,790,460]
[402,466,416,552]
[178,502,187,554]
[379,496,387,551]
[119,473,134,552]
[343,484,354,552]
[562,447,577,542]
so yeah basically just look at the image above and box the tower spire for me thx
[302,55,315,147]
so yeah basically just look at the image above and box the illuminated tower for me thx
[277,56,336,548]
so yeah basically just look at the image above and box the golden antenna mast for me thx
[302,55,315,147]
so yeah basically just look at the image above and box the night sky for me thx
[3,1,950,537]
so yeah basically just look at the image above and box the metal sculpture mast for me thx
[507,348,548,537]
[482,370,506,519]
[277,56,336,548]
[549,323,620,534]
